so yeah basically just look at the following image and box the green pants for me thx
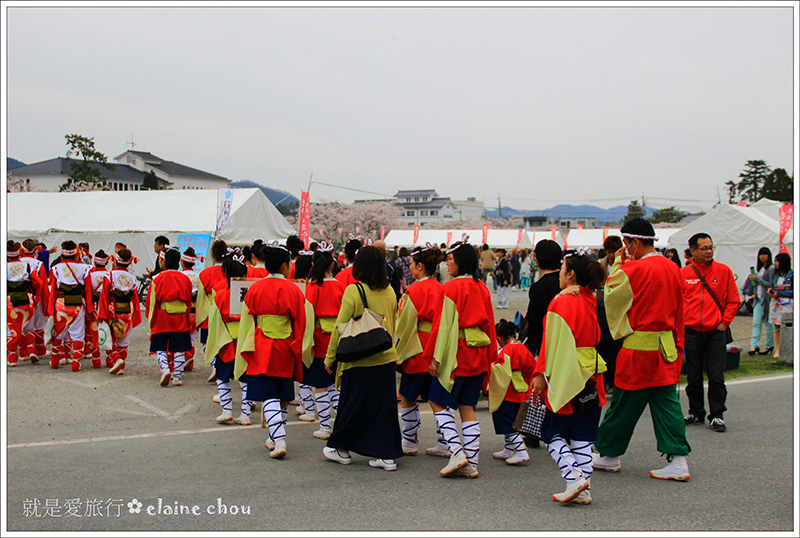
[594,384,691,458]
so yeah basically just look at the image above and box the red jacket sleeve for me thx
[83,270,94,315]
[722,267,740,326]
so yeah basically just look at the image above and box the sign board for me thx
[175,234,211,257]
[229,277,260,316]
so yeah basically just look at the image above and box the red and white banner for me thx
[551,226,557,240]
[446,231,453,246]
[413,225,420,244]
[337,226,342,234]
[516,228,524,248]
[298,191,311,249]
[482,224,489,245]
[380,226,385,240]
[602,226,609,241]
[779,204,793,254]
[355,226,359,234]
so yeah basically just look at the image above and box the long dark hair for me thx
[563,252,606,291]
[774,252,792,275]
[352,245,389,290]
[757,247,773,271]
[309,250,334,286]
[448,242,480,281]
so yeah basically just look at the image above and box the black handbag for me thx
[335,283,393,362]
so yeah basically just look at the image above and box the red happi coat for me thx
[335,266,357,288]
[197,264,226,330]
[213,287,239,364]
[397,277,444,375]
[240,275,306,380]
[495,342,537,404]
[146,270,193,334]
[305,278,346,359]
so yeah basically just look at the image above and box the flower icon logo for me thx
[127,499,142,514]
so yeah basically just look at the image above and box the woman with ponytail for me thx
[394,244,445,457]
[301,243,346,439]
[424,237,497,479]
[531,250,607,505]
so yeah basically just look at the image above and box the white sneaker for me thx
[269,439,287,459]
[216,411,234,424]
[159,371,172,386]
[453,462,479,478]
[505,450,530,465]
[234,414,251,426]
[295,405,306,415]
[171,378,183,386]
[265,437,275,450]
[298,412,316,422]
[312,427,332,440]
[440,452,468,476]
[426,444,450,458]
[553,477,590,503]
[109,358,125,375]
[401,439,418,456]
[650,455,690,481]
[369,458,398,471]
[492,448,514,460]
[570,489,593,505]
[323,447,352,465]
[212,393,221,403]
[592,453,621,472]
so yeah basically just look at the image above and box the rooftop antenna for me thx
[126,134,137,150]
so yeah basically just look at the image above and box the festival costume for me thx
[205,286,252,424]
[594,253,691,460]
[305,277,345,436]
[98,266,142,374]
[488,341,536,464]
[334,265,357,288]
[7,257,44,366]
[234,274,310,457]
[195,263,226,344]
[47,258,93,371]
[425,274,496,475]
[20,251,49,360]
[535,288,607,498]
[181,267,201,370]
[85,265,111,366]
[395,277,444,452]
[146,269,193,385]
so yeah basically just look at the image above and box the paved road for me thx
[5,285,795,532]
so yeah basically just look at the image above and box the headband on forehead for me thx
[94,255,109,266]
[318,241,334,253]
[563,247,591,259]
[266,240,290,253]
[62,248,77,257]
[621,232,660,241]
[181,252,197,264]
[7,247,21,258]
[116,256,133,266]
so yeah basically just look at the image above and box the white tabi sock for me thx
[263,399,286,442]
[434,410,462,458]
[314,390,332,430]
[216,380,232,412]
[240,381,252,417]
[547,437,582,481]
[462,420,480,466]
[401,405,421,444]
[299,383,315,415]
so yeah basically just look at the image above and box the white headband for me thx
[445,234,470,255]
[621,232,659,241]
[318,241,334,253]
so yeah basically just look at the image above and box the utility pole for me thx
[498,195,502,218]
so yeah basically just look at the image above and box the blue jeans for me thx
[750,297,775,350]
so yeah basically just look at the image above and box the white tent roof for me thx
[563,228,677,249]
[7,189,296,276]
[384,229,534,249]
[668,200,794,285]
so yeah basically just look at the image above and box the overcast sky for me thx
[4,2,797,211]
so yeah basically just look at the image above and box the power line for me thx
[310,180,393,198]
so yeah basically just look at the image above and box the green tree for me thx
[621,200,646,224]
[141,170,161,190]
[650,206,688,224]
[276,201,299,217]
[60,134,116,192]
[725,160,772,203]
[761,168,794,202]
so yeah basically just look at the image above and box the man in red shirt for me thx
[680,233,740,433]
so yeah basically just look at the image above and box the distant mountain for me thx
[485,204,655,225]
[7,157,25,169]
[229,180,299,206]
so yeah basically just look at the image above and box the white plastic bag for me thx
[44,316,55,346]
[97,321,113,351]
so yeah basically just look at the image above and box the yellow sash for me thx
[161,300,188,314]
[315,316,338,334]
[458,326,490,347]
[623,330,678,363]
[418,321,433,333]
[257,315,292,339]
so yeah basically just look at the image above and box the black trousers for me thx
[684,327,727,420]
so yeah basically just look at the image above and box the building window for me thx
[407,210,415,216]
[430,210,438,216]
[420,210,428,216]
[414,197,420,202]
[124,183,128,191]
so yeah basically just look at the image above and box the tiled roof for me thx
[10,158,148,181]
[394,189,438,198]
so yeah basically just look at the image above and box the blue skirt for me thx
[540,406,602,444]
[240,375,295,402]
[214,358,235,383]
[428,373,485,409]
[302,358,335,388]
[398,371,432,402]
[492,400,521,435]
[149,331,192,353]
[327,362,403,460]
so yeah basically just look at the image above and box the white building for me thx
[9,150,231,192]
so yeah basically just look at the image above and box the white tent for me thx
[668,199,794,286]
[384,229,534,250]
[7,188,296,277]
[564,228,679,250]
[524,229,566,249]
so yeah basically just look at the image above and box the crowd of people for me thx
[6,217,794,506]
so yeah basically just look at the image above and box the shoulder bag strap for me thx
[355,282,369,311]
[691,264,724,315]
